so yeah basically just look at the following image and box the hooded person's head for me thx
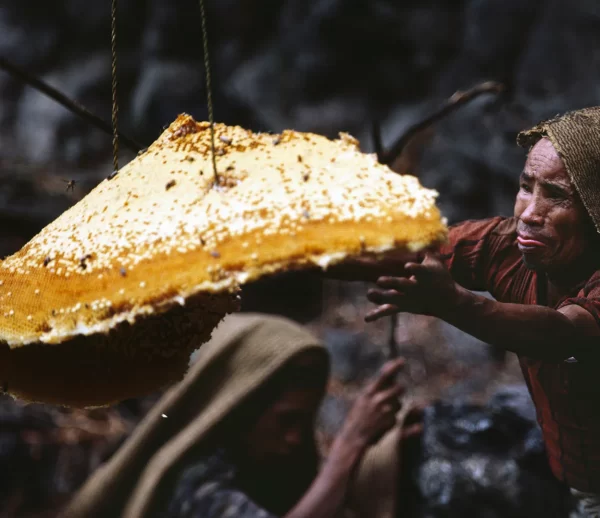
[515,106,600,274]
[63,313,330,518]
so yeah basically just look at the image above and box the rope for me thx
[388,313,398,359]
[371,119,399,360]
[199,0,218,183]
[110,0,119,172]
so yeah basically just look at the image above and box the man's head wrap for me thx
[517,106,600,232]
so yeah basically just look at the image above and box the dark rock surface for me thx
[408,385,577,518]
[0,394,140,517]
[322,328,385,383]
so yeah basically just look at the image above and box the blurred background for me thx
[1,0,599,516]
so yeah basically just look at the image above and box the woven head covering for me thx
[517,106,600,232]
[63,313,329,518]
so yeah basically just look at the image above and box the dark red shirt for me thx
[440,216,600,492]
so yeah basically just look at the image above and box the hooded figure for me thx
[64,313,408,518]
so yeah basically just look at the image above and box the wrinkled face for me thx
[243,384,323,467]
[514,137,593,272]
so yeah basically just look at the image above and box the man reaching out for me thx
[339,107,600,515]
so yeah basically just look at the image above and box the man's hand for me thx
[364,252,463,322]
[284,358,411,518]
[334,358,406,454]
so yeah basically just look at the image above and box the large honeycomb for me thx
[0,113,447,407]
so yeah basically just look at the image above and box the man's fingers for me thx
[366,289,389,305]
[366,288,405,305]
[423,251,442,264]
[364,304,399,322]
[380,402,399,416]
[369,358,405,393]
[404,403,427,426]
[373,383,405,407]
[376,277,417,291]
[399,402,427,440]
[401,423,424,440]
[404,261,428,274]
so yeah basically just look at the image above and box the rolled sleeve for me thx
[558,273,600,329]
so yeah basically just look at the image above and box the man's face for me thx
[514,137,592,272]
[242,384,323,467]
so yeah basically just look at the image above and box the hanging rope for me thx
[371,119,399,360]
[198,0,218,183]
[110,0,119,172]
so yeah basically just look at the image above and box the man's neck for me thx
[544,253,599,302]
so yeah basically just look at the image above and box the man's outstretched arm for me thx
[441,289,599,361]
[365,253,600,361]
